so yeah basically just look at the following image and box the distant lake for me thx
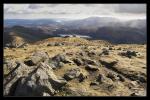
[59,34,91,39]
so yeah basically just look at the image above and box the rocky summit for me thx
[3,37,147,96]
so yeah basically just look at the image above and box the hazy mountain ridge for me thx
[4,17,147,46]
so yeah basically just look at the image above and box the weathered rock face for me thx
[14,68,55,96]
[3,61,33,96]
[4,60,17,74]
[14,63,66,96]
[3,59,66,96]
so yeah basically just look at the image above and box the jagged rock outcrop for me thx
[14,63,66,96]
[3,54,67,96]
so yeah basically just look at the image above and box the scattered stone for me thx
[47,42,63,46]
[97,74,113,84]
[79,52,87,57]
[64,87,90,96]
[96,74,115,91]
[90,81,99,86]
[48,54,72,69]
[87,51,96,57]
[99,58,118,67]
[5,42,27,48]
[52,54,66,63]
[26,51,49,65]
[66,52,74,56]
[64,68,81,81]
[127,74,146,83]
[117,75,125,82]
[85,65,99,71]
[119,50,137,58]
[47,43,55,46]
[130,90,146,96]
[82,58,98,66]
[107,72,119,81]
[46,59,63,69]
[100,48,109,55]
[128,81,139,89]
[117,47,121,50]
[55,43,62,46]
[78,73,87,82]
[73,58,83,66]
[109,47,113,50]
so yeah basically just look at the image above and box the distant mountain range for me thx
[3,17,147,46]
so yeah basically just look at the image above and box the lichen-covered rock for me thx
[64,68,81,81]
[25,51,49,66]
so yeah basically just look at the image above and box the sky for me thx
[4,4,146,20]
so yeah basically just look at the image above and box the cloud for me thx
[116,4,146,14]
[4,4,146,20]
[28,4,43,9]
